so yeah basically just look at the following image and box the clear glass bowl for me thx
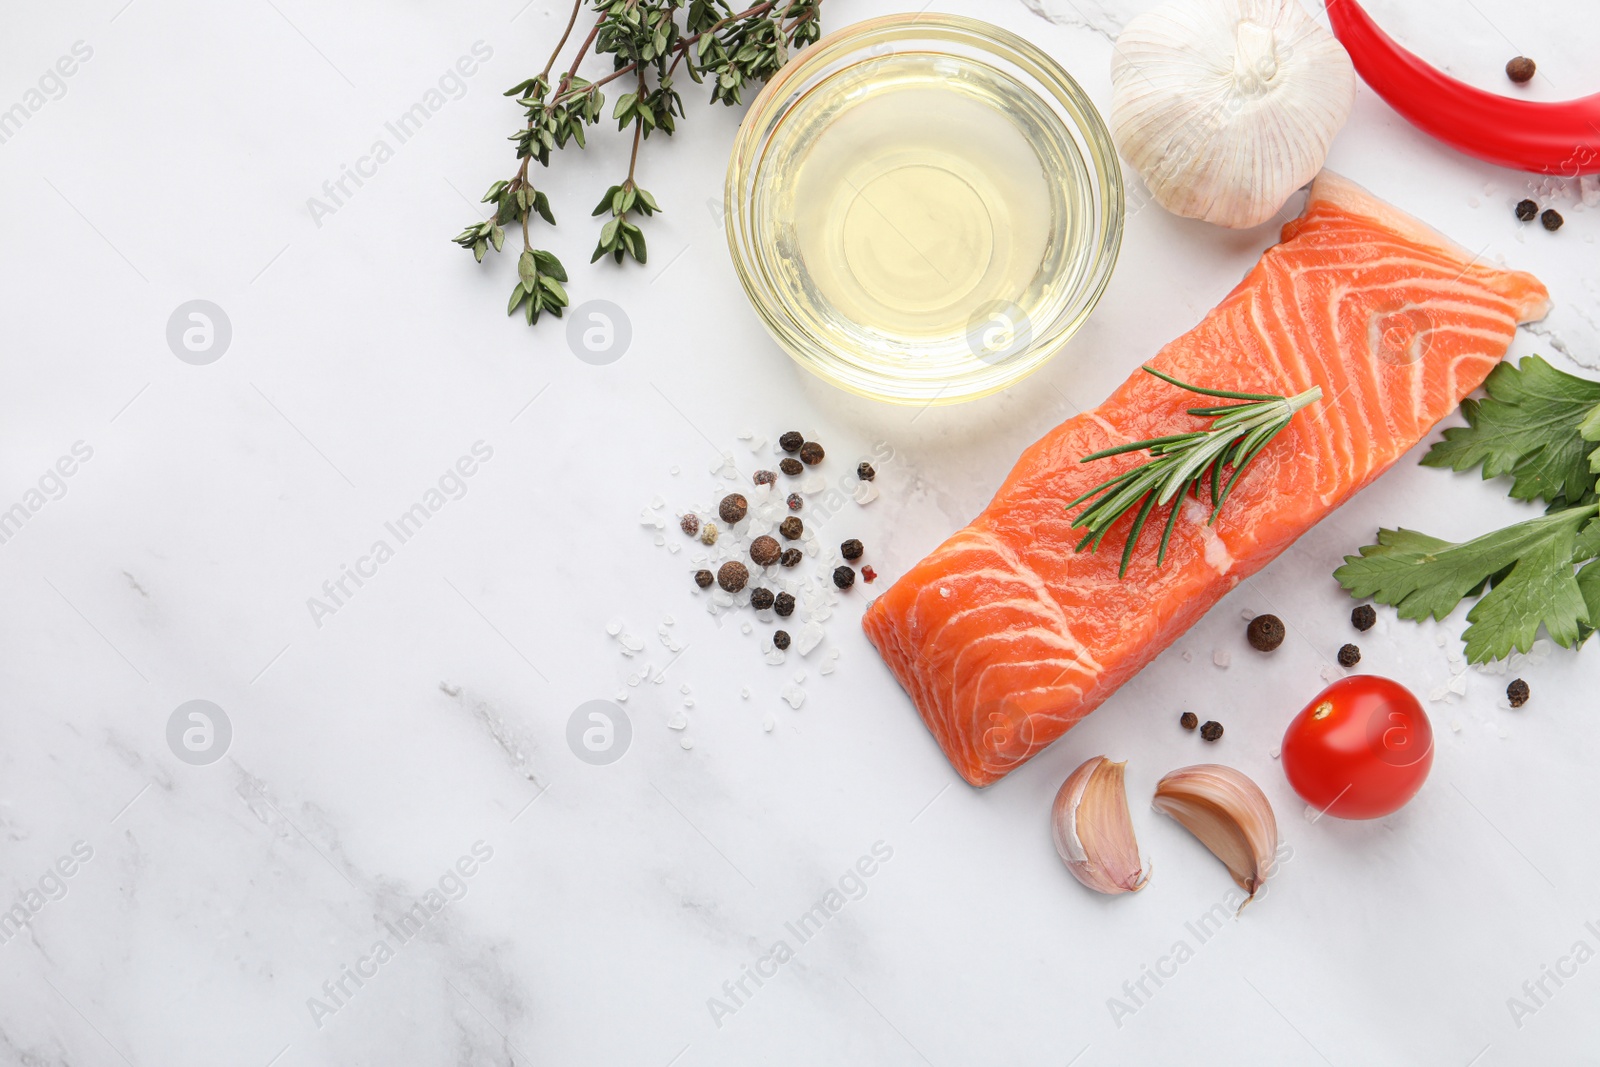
[726,13,1124,406]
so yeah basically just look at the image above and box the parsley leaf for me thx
[1335,505,1599,663]
[1422,356,1600,506]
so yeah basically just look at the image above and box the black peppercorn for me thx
[1247,614,1285,652]
[772,630,791,650]
[1337,643,1361,668]
[1515,198,1539,222]
[1180,711,1198,731]
[786,493,803,511]
[1507,678,1530,708]
[1199,720,1223,742]
[833,565,855,590]
[1351,604,1376,631]
[779,516,803,540]
[750,535,781,567]
[799,441,824,465]
[780,458,803,476]
[1506,56,1536,84]
[774,592,795,617]
[693,569,713,589]
[779,548,802,568]
[857,461,876,482]
[753,470,777,486]
[1542,208,1564,231]
[718,493,748,524]
[840,538,864,561]
[750,587,775,611]
[680,513,700,537]
[717,561,748,593]
[779,431,804,453]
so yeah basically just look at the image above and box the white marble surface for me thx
[2,0,1598,1064]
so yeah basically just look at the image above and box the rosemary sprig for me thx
[455,0,825,327]
[1066,368,1323,577]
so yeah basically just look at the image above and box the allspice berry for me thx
[749,535,781,566]
[1506,56,1536,84]
[799,441,824,465]
[1246,614,1286,652]
[717,561,748,593]
[718,493,748,525]
[779,458,803,476]
[1180,711,1198,730]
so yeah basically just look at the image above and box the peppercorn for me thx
[772,630,791,650]
[753,470,777,486]
[699,522,718,546]
[1542,208,1564,231]
[774,592,795,617]
[718,494,748,524]
[1199,720,1223,742]
[1506,56,1536,84]
[1246,614,1285,652]
[779,516,803,540]
[779,431,804,453]
[717,561,748,593]
[750,587,775,611]
[857,461,876,482]
[749,535,781,566]
[861,564,877,583]
[1507,678,1530,708]
[1351,604,1376,631]
[1515,198,1539,222]
[786,493,803,511]
[1180,711,1198,730]
[693,569,713,589]
[840,538,864,561]
[1337,643,1361,668]
[680,513,700,537]
[833,565,855,590]
[779,458,803,476]
[779,548,802,568]
[799,441,824,465]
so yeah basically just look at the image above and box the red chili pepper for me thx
[1327,0,1600,175]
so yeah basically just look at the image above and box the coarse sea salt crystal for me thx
[680,737,694,750]
[796,623,825,656]
[668,543,680,554]
[741,622,752,635]
[1181,650,1193,663]
[654,674,665,685]
[750,436,768,452]
[821,658,837,676]
[792,670,806,684]
[627,673,640,687]
[1320,665,1342,683]
[680,683,691,694]
[670,465,680,475]
[667,712,687,730]
[1448,674,1468,696]
[800,474,826,494]
[713,591,734,607]
[640,508,665,529]
[621,633,644,652]
[683,698,694,709]
[650,494,665,509]
[1428,683,1449,702]
[765,647,787,665]
[1213,649,1231,669]
[763,713,775,732]
[1270,745,1281,759]
[737,429,753,440]
[853,483,879,505]
[1241,609,1256,621]
[782,685,806,709]
[1435,632,1448,647]
[1451,719,1463,732]
[741,687,750,699]
[606,621,622,636]
[653,533,666,546]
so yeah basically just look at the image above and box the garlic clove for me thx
[1110,0,1356,229]
[1152,764,1278,903]
[1052,756,1149,895]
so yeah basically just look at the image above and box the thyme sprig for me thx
[1067,368,1323,576]
[454,0,825,326]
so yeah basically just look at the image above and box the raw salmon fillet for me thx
[863,173,1549,787]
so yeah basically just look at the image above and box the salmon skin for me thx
[862,173,1550,787]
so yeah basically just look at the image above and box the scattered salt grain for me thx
[621,633,644,652]
[1320,665,1342,683]
[796,623,825,656]
[782,685,806,709]
[1240,609,1256,621]
[1270,745,1281,759]
[1428,683,1449,702]
[667,712,687,730]
[668,543,681,554]
[650,495,665,509]
[680,684,691,694]
[640,508,665,529]
[741,622,752,635]
[853,482,880,505]
[627,673,640,687]
[1435,632,1448,647]
[763,714,775,732]
[741,687,751,699]
[683,698,695,709]
[1451,719,1463,732]
[792,670,807,684]
[801,474,826,494]
[749,436,768,452]
[606,621,622,637]
[653,533,666,546]
[615,691,628,703]
[1181,650,1194,663]
[765,647,787,665]
[439,681,461,697]
[670,465,680,475]
[1212,649,1231,669]
[680,737,694,750]
[1303,805,1320,823]
[653,674,665,685]
[736,430,753,440]
[1448,674,1468,696]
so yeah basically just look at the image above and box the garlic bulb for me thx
[1111,0,1356,229]
[1152,764,1278,904]
[1051,756,1149,895]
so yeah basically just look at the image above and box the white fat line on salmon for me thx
[1105,842,1293,1030]
[706,840,894,1029]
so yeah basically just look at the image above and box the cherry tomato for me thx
[1281,675,1433,819]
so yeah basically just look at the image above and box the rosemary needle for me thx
[1066,367,1323,576]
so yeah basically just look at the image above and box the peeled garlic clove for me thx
[1152,764,1278,902]
[1052,756,1148,895]
[1111,0,1356,229]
